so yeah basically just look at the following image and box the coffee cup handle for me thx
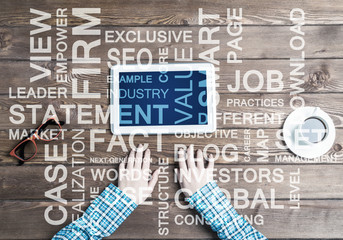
[312,107,320,115]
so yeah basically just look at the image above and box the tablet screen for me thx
[118,70,208,126]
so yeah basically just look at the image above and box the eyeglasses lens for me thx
[37,119,62,141]
[15,139,36,161]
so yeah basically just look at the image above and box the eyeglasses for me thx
[10,116,64,165]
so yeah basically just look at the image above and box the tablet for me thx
[110,63,216,135]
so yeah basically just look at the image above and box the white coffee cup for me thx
[283,106,336,158]
[295,108,328,145]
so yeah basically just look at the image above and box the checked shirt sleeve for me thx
[52,183,137,240]
[187,181,267,240]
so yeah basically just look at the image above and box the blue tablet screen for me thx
[118,70,208,126]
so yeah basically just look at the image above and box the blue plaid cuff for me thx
[187,181,267,240]
[52,183,137,240]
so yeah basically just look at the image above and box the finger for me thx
[207,154,214,170]
[148,168,160,190]
[119,160,126,171]
[121,156,127,169]
[174,168,180,183]
[127,149,135,170]
[178,148,187,172]
[187,144,196,169]
[196,149,204,169]
[118,158,127,182]
[134,144,143,169]
[142,148,151,170]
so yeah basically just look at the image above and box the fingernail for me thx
[137,148,143,153]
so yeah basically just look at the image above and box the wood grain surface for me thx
[1,93,343,129]
[1,164,343,200]
[1,128,342,165]
[0,0,342,239]
[0,59,341,94]
[1,0,343,26]
[1,200,343,239]
[1,25,343,60]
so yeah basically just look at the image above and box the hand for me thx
[176,144,214,197]
[118,144,160,205]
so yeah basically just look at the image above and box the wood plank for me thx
[1,129,342,165]
[1,25,343,60]
[1,164,342,200]
[1,93,342,130]
[1,59,342,95]
[1,0,343,27]
[0,200,342,239]
[1,1,342,239]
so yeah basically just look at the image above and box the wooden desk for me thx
[0,0,343,239]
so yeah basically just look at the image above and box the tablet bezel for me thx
[110,63,216,135]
